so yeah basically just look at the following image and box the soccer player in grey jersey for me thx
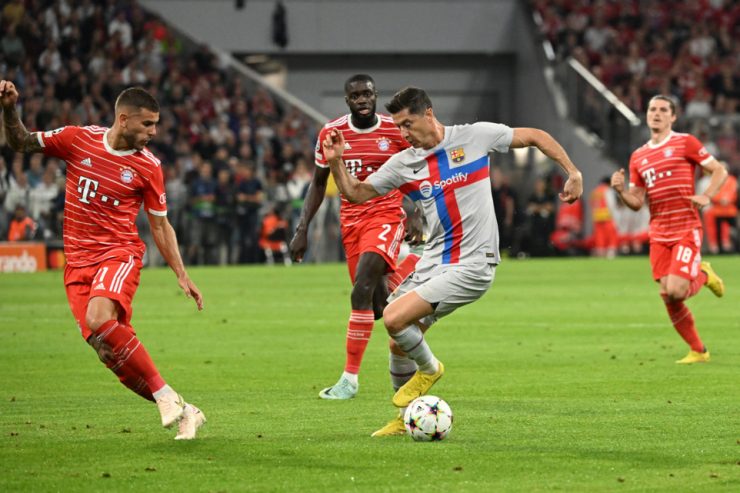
[323,87,583,436]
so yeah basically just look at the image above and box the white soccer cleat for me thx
[155,391,186,428]
[318,375,358,400]
[175,404,206,440]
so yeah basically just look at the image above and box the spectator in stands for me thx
[2,0,25,26]
[702,164,738,254]
[164,163,187,240]
[7,204,36,242]
[286,158,311,232]
[214,167,236,264]
[550,200,585,256]
[589,177,619,258]
[188,161,217,265]
[234,162,263,263]
[521,177,556,257]
[0,156,8,237]
[108,10,133,49]
[29,166,59,238]
[1,23,25,68]
[490,166,519,255]
[4,168,30,217]
[260,205,291,266]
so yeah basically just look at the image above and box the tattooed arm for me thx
[0,80,43,153]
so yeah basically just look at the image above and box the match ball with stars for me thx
[403,395,453,441]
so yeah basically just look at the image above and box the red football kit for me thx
[315,114,410,281]
[628,131,714,280]
[38,125,167,339]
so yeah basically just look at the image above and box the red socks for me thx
[344,309,374,374]
[344,254,421,375]
[686,271,707,298]
[93,320,165,401]
[661,294,704,352]
[387,253,420,292]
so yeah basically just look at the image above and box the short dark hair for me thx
[385,87,432,115]
[648,94,678,115]
[344,74,375,93]
[115,87,159,113]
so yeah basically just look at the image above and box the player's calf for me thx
[86,334,154,401]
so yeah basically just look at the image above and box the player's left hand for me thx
[689,194,710,209]
[559,172,583,203]
[322,129,345,162]
[179,275,204,310]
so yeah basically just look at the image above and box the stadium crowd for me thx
[0,0,318,264]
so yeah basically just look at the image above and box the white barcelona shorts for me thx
[388,260,495,326]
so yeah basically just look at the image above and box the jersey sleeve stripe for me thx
[148,208,167,216]
[36,133,45,147]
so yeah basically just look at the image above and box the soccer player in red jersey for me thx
[611,95,727,364]
[0,80,206,439]
[290,75,422,399]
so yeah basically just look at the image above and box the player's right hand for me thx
[322,129,345,162]
[610,169,625,192]
[0,80,19,109]
[289,230,308,262]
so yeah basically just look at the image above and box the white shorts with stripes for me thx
[388,260,495,326]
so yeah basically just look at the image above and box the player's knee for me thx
[85,312,114,332]
[383,308,406,333]
[662,288,687,304]
[350,280,375,307]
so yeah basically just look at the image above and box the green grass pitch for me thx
[1,257,738,492]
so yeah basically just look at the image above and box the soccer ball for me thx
[403,395,453,441]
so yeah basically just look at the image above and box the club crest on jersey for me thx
[664,147,673,158]
[451,147,465,163]
[120,166,136,184]
[377,137,390,152]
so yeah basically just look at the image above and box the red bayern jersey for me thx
[38,125,167,267]
[628,131,714,243]
[315,114,410,223]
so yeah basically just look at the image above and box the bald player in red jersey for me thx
[611,95,727,364]
[290,74,422,399]
[0,80,206,439]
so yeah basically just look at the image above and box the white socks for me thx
[389,325,439,374]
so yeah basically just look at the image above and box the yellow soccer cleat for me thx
[676,349,710,364]
[392,361,445,408]
[701,261,724,297]
[371,414,406,437]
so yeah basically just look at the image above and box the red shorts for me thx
[64,256,142,340]
[649,228,702,281]
[342,210,406,282]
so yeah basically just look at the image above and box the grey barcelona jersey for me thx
[367,122,513,267]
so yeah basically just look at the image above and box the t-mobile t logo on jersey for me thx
[77,176,120,206]
[641,168,656,188]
